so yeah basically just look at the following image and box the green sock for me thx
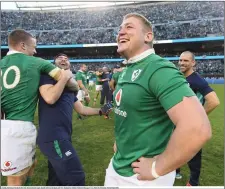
[24,177,31,186]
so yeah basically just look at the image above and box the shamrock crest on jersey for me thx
[131,69,142,82]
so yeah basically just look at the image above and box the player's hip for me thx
[105,158,175,186]
[38,140,84,175]
[1,120,36,138]
[96,85,103,91]
[1,120,37,176]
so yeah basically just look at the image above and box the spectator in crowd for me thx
[1,2,223,45]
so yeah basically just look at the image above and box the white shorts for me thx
[77,90,90,102]
[89,80,94,86]
[96,85,103,91]
[1,120,37,176]
[104,158,175,186]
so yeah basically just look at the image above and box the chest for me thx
[114,67,157,110]
[81,73,86,79]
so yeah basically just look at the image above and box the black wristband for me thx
[99,109,102,116]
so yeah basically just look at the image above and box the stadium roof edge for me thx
[1,1,174,11]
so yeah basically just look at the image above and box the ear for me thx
[192,60,196,67]
[20,42,26,50]
[144,31,153,43]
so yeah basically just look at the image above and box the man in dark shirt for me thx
[100,66,111,105]
[176,51,220,186]
[37,54,113,186]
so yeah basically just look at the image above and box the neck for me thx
[9,46,22,52]
[7,48,24,55]
[125,46,150,60]
[184,69,194,77]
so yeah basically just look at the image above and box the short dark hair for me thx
[182,51,195,61]
[54,53,68,60]
[53,53,69,64]
[8,29,34,48]
[114,65,120,69]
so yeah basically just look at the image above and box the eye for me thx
[126,25,133,29]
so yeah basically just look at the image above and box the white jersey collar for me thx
[7,50,23,56]
[123,48,155,65]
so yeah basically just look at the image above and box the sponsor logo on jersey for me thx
[115,89,122,106]
[114,107,127,118]
[114,89,127,117]
[1,161,17,172]
[131,69,142,82]
[4,161,12,168]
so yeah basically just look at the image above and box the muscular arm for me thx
[74,100,100,115]
[49,69,79,92]
[109,79,116,91]
[77,80,88,93]
[204,91,220,114]
[131,66,212,181]
[66,77,79,92]
[155,96,211,176]
[39,77,68,105]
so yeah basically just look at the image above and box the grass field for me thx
[1,84,224,186]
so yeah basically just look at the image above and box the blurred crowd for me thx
[41,51,224,60]
[67,60,224,76]
[1,2,224,45]
[2,2,224,76]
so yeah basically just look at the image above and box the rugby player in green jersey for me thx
[1,29,79,186]
[109,64,125,92]
[93,68,103,105]
[76,64,89,105]
[104,13,211,187]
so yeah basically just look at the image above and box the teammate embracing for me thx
[37,53,113,186]
[1,29,78,186]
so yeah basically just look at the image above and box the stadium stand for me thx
[1,2,224,44]
[1,1,224,78]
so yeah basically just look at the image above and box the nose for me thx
[117,29,125,42]
[118,27,126,37]
[178,60,183,65]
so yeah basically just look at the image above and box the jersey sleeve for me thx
[37,58,61,80]
[149,66,196,111]
[112,72,120,82]
[74,96,78,103]
[112,73,116,81]
[39,74,55,86]
[76,72,82,80]
[195,77,213,97]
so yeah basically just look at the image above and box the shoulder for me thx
[76,71,81,75]
[33,57,51,64]
[143,54,178,77]
[40,74,55,86]
[188,72,208,86]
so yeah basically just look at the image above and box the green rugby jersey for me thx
[1,53,59,122]
[95,73,103,85]
[76,70,87,87]
[113,50,195,176]
[112,72,121,84]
